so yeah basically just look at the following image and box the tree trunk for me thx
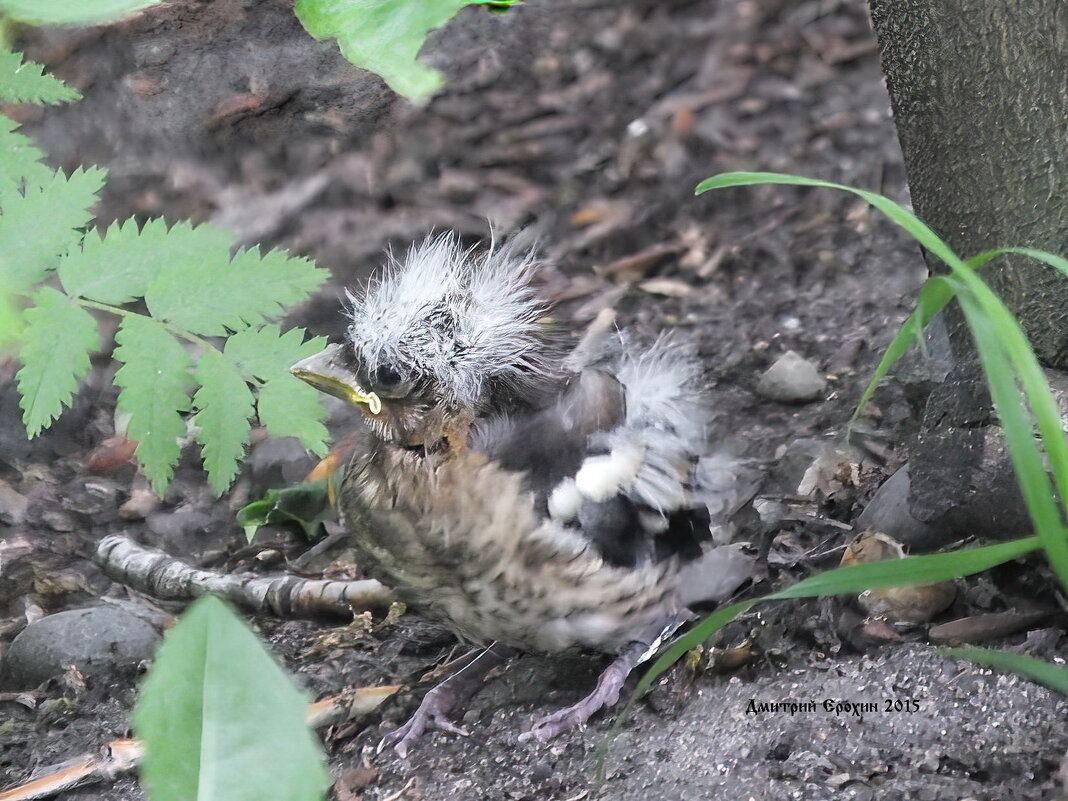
[863,1,1068,544]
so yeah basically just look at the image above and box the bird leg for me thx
[520,638,651,743]
[380,642,512,758]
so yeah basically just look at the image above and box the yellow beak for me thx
[290,344,382,415]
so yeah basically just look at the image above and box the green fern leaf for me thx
[15,286,98,436]
[0,166,106,291]
[224,324,327,382]
[143,226,327,336]
[58,217,172,304]
[0,116,51,187]
[257,375,330,457]
[225,325,329,455]
[0,50,80,105]
[193,348,254,495]
[0,285,23,350]
[114,314,193,494]
[0,0,161,26]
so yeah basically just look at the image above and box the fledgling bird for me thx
[292,235,755,755]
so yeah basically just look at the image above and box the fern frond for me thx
[0,166,106,290]
[114,314,194,493]
[0,50,79,105]
[15,286,98,436]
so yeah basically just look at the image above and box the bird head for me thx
[292,235,563,449]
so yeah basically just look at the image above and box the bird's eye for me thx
[375,363,404,387]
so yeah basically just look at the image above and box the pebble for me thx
[0,480,29,526]
[855,464,946,550]
[60,477,119,517]
[0,607,159,690]
[119,486,161,520]
[755,350,827,403]
[39,508,78,532]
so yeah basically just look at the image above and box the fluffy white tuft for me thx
[612,333,709,444]
[572,334,712,513]
[574,445,645,502]
[346,233,562,410]
[547,478,583,522]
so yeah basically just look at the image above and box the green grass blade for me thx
[995,246,1068,280]
[852,276,953,423]
[769,535,1040,599]
[852,246,1066,423]
[598,535,1041,776]
[696,173,967,273]
[952,281,1068,587]
[944,646,1068,696]
[699,172,1068,586]
[596,598,756,779]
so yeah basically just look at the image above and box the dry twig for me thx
[95,534,394,618]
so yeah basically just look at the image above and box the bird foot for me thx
[379,683,469,758]
[379,643,511,758]
[519,655,632,743]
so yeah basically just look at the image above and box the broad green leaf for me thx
[15,286,98,436]
[945,647,1068,696]
[132,596,330,801]
[257,375,330,457]
[0,166,106,290]
[0,116,51,187]
[59,217,171,304]
[0,50,80,105]
[0,0,160,25]
[236,479,331,543]
[193,348,254,495]
[144,227,327,336]
[114,314,193,494]
[295,0,514,104]
[224,325,327,382]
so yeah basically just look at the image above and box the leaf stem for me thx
[76,297,217,352]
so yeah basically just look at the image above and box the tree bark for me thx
[865,0,1068,543]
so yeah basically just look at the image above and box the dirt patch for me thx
[2,0,1066,799]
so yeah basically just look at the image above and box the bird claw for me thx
[519,652,635,744]
[520,701,598,743]
[378,686,469,758]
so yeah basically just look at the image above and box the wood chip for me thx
[638,278,693,297]
[929,611,1048,645]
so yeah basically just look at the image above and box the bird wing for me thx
[473,337,726,569]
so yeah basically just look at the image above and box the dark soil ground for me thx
[3,0,1068,799]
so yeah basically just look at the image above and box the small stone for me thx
[60,478,119,516]
[855,464,946,550]
[119,486,161,520]
[755,350,827,403]
[0,607,159,690]
[40,509,78,532]
[0,481,29,526]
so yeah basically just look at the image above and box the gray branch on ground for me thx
[94,534,394,617]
